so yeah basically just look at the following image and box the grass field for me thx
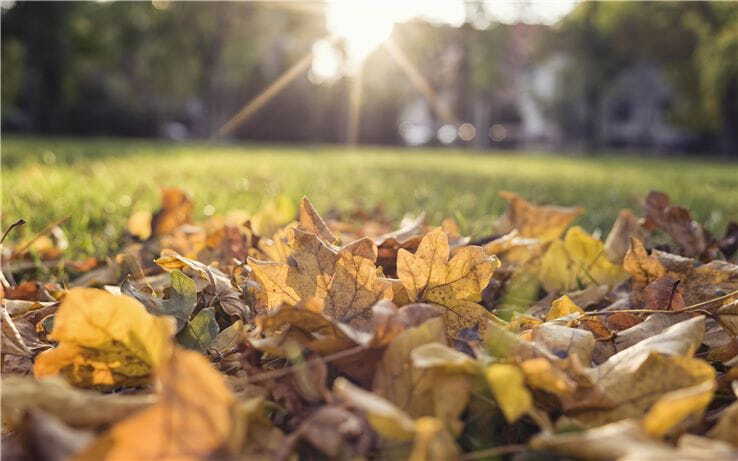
[3,136,738,259]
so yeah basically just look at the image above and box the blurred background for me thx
[2,0,737,154]
[2,1,738,262]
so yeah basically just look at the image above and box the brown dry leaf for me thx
[250,232,392,330]
[34,288,175,389]
[335,377,417,442]
[496,191,583,242]
[373,318,460,423]
[572,317,713,427]
[76,348,235,461]
[708,382,738,446]
[604,209,647,264]
[2,376,154,429]
[397,228,500,337]
[539,226,627,293]
[299,196,339,245]
[643,190,710,258]
[253,304,356,354]
[151,187,193,237]
[372,316,475,436]
[623,236,667,288]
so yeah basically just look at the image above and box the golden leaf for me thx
[485,363,533,423]
[408,417,461,461]
[396,228,500,336]
[151,187,193,237]
[539,226,626,292]
[249,235,392,330]
[623,237,667,287]
[520,358,576,397]
[127,210,152,240]
[34,288,175,389]
[497,191,583,242]
[546,295,584,321]
[642,380,715,437]
[76,348,235,461]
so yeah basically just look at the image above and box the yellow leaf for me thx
[34,288,175,389]
[334,377,417,442]
[539,226,626,292]
[127,210,152,240]
[397,228,500,337]
[497,191,583,242]
[546,295,584,321]
[249,228,338,311]
[485,364,533,423]
[76,348,235,461]
[520,358,576,396]
[642,380,715,437]
[409,417,461,461]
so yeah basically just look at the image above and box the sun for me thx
[325,1,398,68]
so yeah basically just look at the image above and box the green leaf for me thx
[176,307,219,352]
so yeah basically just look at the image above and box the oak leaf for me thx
[34,288,175,389]
[396,228,500,336]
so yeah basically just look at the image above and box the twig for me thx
[11,216,70,257]
[580,289,738,318]
[1,219,25,244]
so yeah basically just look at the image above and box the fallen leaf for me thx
[397,228,500,336]
[539,226,627,292]
[642,379,715,437]
[546,295,584,321]
[604,209,646,264]
[2,376,154,429]
[335,377,417,441]
[76,348,235,461]
[176,307,219,352]
[485,363,533,422]
[34,288,175,389]
[496,191,583,242]
[643,190,710,258]
[151,187,193,237]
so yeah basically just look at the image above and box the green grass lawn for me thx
[3,136,738,259]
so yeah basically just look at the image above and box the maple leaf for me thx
[249,233,392,330]
[396,228,500,336]
[34,288,175,389]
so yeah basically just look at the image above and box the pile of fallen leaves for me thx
[2,189,738,461]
